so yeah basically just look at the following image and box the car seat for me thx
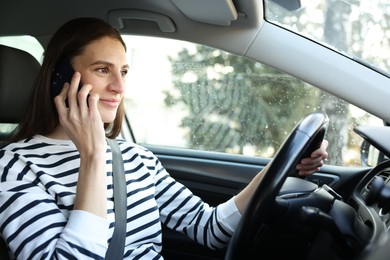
[0,44,40,146]
[0,44,40,259]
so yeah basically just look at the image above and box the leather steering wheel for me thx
[225,112,329,260]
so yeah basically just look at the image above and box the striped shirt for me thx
[0,135,240,259]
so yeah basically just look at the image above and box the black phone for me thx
[50,58,82,105]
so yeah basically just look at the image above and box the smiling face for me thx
[71,36,129,123]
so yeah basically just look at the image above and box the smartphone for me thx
[50,58,82,105]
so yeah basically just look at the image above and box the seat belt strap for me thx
[105,138,127,260]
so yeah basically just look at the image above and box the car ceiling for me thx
[0,0,262,55]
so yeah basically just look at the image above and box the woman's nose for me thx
[109,73,125,93]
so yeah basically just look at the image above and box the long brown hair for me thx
[9,17,126,142]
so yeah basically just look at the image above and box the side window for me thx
[0,35,44,63]
[122,35,382,167]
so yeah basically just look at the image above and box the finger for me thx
[297,159,324,169]
[298,167,320,176]
[77,84,93,112]
[300,155,324,165]
[54,83,70,115]
[311,139,329,158]
[297,159,323,171]
[87,93,99,111]
[296,157,324,176]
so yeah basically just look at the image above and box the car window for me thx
[264,0,390,78]
[126,36,381,167]
[0,36,44,137]
[122,35,383,167]
[0,35,44,63]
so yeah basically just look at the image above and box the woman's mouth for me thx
[100,98,120,109]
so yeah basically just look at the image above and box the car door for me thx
[120,35,381,259]
[150,148,371,260]
[154,146,264,259]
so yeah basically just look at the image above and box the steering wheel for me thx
[225,112,329,260]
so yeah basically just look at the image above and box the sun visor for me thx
[108,9,176,32]
[170,0,238,26]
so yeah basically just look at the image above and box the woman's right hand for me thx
[54,71,107,219]
[54,72,106,157]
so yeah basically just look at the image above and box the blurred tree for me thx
[267,0,352,165]
[165,46,318,156]
[317,0,352,165]
[165,0,386,166]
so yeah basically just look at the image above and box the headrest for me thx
[0,44,40,123]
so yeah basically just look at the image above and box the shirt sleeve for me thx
[0,182,110,260]
[215,196,241,234]
[144,149,242,250]
[0,145,111,260]
[59,210,110,256]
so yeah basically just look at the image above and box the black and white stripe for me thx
[0,135,240,259]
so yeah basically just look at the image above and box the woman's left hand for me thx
[296,140,329,176]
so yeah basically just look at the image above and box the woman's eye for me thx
[97,67,109,73]
[121,69,128,77]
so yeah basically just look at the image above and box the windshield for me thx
[264,0,390,75]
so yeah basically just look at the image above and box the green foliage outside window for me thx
[165,45,320,157]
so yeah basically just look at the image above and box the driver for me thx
[0,17,328,259]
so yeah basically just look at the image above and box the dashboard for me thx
[349,126,390,259]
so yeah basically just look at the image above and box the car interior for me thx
[0,45,40,145]
[1,0,390,259]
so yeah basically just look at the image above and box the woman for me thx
[0,18,328,259]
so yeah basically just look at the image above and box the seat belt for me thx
[105,139,127,260]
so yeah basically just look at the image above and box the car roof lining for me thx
[0,0,263,55]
